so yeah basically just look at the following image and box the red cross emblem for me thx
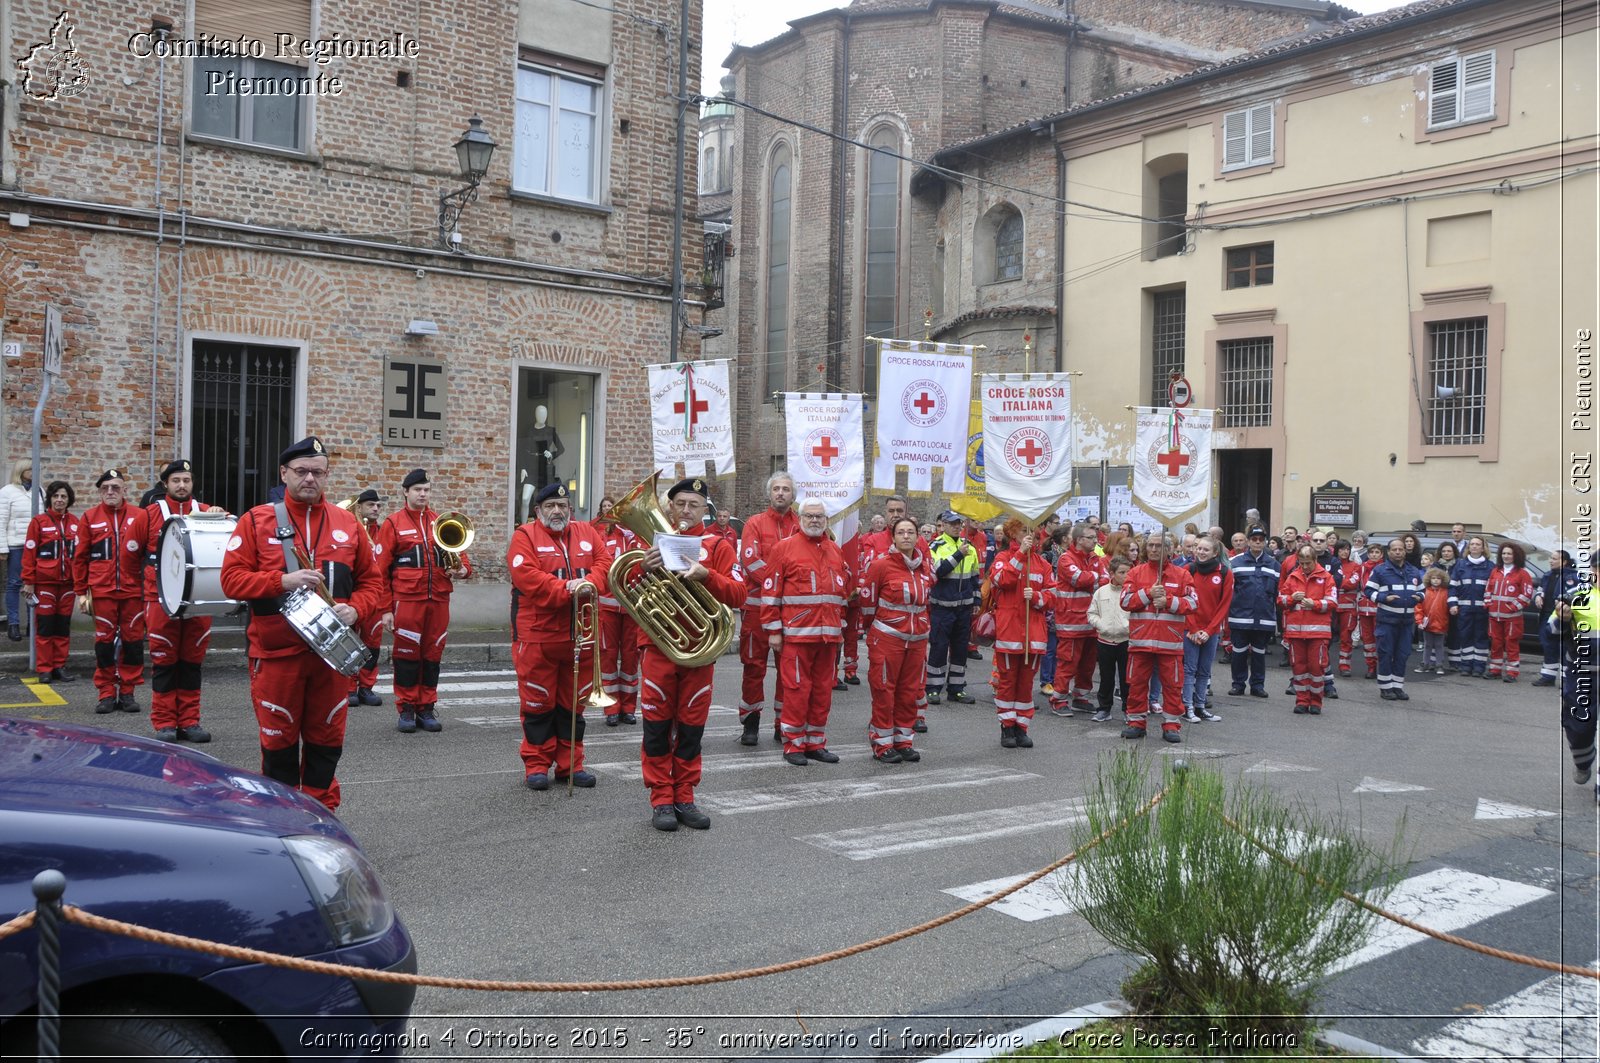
[673,386,710,425]
[812,436,839,468]
[913,392,936,416]
[1015,438,1044,467]
[1155,449,1189,477]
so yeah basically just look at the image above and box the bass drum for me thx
[279,586,368,676]
[158,513,242,618]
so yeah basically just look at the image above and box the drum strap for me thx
[247,502,307,617]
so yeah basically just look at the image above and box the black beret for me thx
[666,476,710,501]
[356,488,381,504]
[534,483,569,505]
[402,468,429,490]
[278,436,326,465]
[159,459,193,482]
[95,468,125,487]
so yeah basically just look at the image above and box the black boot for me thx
[740,714,760,747]
[7,623,21,642]
[1000,724,1018,748]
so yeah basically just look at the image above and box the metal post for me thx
[33,869,66,1063]
[29,372,53,675]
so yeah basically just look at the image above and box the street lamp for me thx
[438,115,496,250]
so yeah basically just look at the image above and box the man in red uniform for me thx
[374,469,471,734]
[74,468,150,715]
[219,436,386,810]
[507,482,613,791]
[21,480,79,684]
[738,471,798,744]
[347,488,387,709]
[143,459,225,742]
[1120,531,1198,743]
[595,493,642,727]
[636,477,747,831]
[1050,524,1105,715]
[990,520,1054,748]
[762,498,849,765]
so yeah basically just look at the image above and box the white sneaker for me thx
[1182,710,1200,723]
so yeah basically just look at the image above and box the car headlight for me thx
[285,835,395,947]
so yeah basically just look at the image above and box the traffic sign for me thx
[1168,375,1191,408]
[42,304,64,377]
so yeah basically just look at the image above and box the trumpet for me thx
[431,511,474,570]
[570,583,617,795]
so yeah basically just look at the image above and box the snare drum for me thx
[280,586,368,676]
[158,513,243,618]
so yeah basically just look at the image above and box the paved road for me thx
[4,639,1595,1060]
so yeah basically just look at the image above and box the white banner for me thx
[647,359,735,479]
[784,392,865,520]
[872,340,973,494]
[980,373,1075,523]
[1132,407,1215,522]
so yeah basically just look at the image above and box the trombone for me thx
[570,583,617,795]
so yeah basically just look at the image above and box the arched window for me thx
[701,146,717,193]
[994,210,1023,281]
[863,126,901,395]
[764,145,792,398]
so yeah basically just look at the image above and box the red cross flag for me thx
[648,359,735,479]
[784,391,865,524]
[1132,406,1214,521]
[873,339,974,494]
[979,373,1076,523]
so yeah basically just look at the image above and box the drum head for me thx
[157,519,195,618]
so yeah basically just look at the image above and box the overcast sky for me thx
[701,0,1399,96]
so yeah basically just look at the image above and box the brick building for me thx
[0,0,704,579]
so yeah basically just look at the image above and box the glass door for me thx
[514,367,598,524]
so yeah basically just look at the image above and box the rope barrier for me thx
[0,909,36,941]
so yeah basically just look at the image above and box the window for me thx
[1425,318,1488,445]
[1218,338,1273,427]
[514,56,603,203]
[1429,52,1495,129]
[1155,171,1187,258]
[1150,289,1185,407]
[189,340,298,514]
[863,127,902,396]
[764,146,792,399]
[1222,103,1274,171]
[701,147,717,193]
[994,210,1023,281]
[189,0,312,151]
[1225,244,1274,289]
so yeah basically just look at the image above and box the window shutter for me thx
[1461,51,1496,121]
[1248,103,1274,165]
[1222,110,1248,168]
[194,0,312,64]
[1429,58,1461,126]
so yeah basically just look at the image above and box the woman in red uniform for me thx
[862,516,931,763]
[1279,544,1338,715]
[1486,542,1535,681]
[990,517,1054,748]
[21,480,79,684]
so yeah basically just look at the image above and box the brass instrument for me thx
[604,472,735,669]
[335,496,374,549]
[570,585,617,795]
[431,511,474,570]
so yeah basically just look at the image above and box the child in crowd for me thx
[1415,568,1451,675]
[1087,557,1132,723]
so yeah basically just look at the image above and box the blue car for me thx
[0,716,417,1060]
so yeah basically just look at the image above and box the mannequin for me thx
[525,403,565,488]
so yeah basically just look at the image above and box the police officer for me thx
[925,511,980,713]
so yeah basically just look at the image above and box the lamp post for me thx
[438,115,496,250]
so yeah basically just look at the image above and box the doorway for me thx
[1216,448,1272,536]
[513,367,599,525]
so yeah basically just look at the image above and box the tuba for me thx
[431,511,474,570]
[604,473,735,668]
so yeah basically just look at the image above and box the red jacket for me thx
[142,496,216,601]
[219,497,386,658]
[1356,558,1381,617]
[73,501,149,600]
[760,532,848,644]
[23,510,79,585]
[856,528,930,591]
[1337,560,1363,612]
[1486,565,1535,620]
[862,549,932,642]
[991,547,1054,655]
[374,506,473,603]
[1185,559,1234,637]
[1053,547,1105,635]
[1120,561,1197,655]
[506,519,613,642]
[707,522,739,553]
[597,524,642,612]
[739,507,800,614]
[1278,565,1337,640]
[1415,585,1450,634]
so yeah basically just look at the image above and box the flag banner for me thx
[979,373,1075,524]
[647,359,734,478]
[1132,406,1214,522]
[784,392,865,521]
[872,339,973,494]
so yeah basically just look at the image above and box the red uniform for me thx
[862,549,931,756]
[1356,557,1381,677]
[760,531,849,754]
[353,516,386,698]
[506,519,613,778]
[637,531,746,806]
[597,524,643,723]
[1336,559,1363,674]
[838,534,863,681]
[738,507,799,727]
[374,506,472,717]
[990,547,1055,739]
[1485,565,1535,679]
[1052,546,1105,708]
[22,509,79,679]
[1279,565,1337,712]
[220,497,385,809]
[73,501,150,704]
[143,497,217,733]
[1120,561,1198,736]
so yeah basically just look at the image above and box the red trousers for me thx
[777,641,838,753]
[146,606,212,730]
[1053,633,1097,702]
[1488,616,1524,677]
[31,582,74,675]
[993,652,1040,732]
[350,609,384,693]
[867,631,927,752]
[1288,638,1329,710]
[514,638,592,776]
[738,616,782,722]
[90,595,146,700]
[392,598,449,709]
[840,601,862,678]
[1127,651,1183,732]
[638,647,714,806]
[1358,613,1378,673]
[599,607,640,716]
[1337,609,1356,672]
[250,651,348,810]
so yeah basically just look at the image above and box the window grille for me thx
[1150,290,1186,406]
[995,211,1023,281]
[190,341,297,514]
[1218,338,1274,427]
[1426,318,1487,445]
[864,131,901,396]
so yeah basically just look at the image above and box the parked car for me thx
[1361,530,1552,648]
[0,716,417,1060]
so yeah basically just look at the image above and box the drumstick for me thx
[291,542,338,607]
